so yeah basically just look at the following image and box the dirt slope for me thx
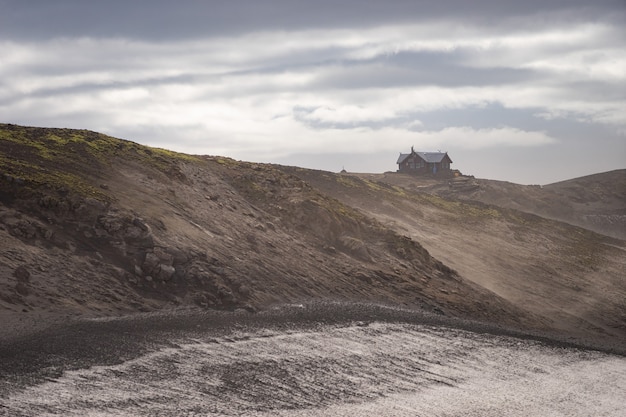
[0,124,541,336]
[359,170,626,239]
[284,168,626,346]
[1,124,624,349]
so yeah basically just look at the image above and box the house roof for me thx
[396,153,411,164]
[416,152,449,163]
[397,151,452,164]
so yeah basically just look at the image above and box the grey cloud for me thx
[560,80,626,103]
[292,102,615,145]
[0,73,199,108]
[1,0,624,184]
[312,53,540,90]
[412,104,617,141]
[1,0,622,41]
[292,106,406,131]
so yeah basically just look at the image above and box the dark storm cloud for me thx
[1,0,623,41]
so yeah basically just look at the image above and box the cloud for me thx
[0,1,624,183]
[196,121,556,162]
[2,1,623,41]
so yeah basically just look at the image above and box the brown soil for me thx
[297,170,625,346]
[0,124,624,350]
[359,170,626,239]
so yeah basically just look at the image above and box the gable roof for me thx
[397,153,411,164]
[416,152,449,163]
[397,151,452,164]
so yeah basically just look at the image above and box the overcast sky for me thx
[1,0,624,184]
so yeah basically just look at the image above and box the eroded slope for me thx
[283,168,626,345]
[0,124,537,333]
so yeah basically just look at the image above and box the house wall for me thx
[397,153,452,175]
[398,155,429,174]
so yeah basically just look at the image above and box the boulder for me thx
[142,252,160,274]
[13,265,30,283]
[15,282,29,296]
[154,246,174,266]
[157,264,176,281]
[338,235,373,262]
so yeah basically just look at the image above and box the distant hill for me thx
[455,171,626,240]
[277,169,626,347]
[1,124,624,351]
[347,170,626,240]
[542,170,626,237]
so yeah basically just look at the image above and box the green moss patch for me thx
[0,123,201,201]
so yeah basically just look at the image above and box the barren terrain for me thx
[1,124,625,415]
[2,305,625,417]
[1,124,625,346]
[288,168,626,346]
[354,170,626,239]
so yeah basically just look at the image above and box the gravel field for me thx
[1,304,625,416]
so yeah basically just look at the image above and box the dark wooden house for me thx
[397,147,453,175]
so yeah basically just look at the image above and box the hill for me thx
[1,124,624,350]
[272,170,626,347]
[357,170,626,239]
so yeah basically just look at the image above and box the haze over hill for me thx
[1,124,625,352]
[366,169,626,240]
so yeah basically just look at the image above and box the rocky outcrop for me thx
[448,176,479,192]
[0,186,254,312]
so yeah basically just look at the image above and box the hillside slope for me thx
[0,124,539,335]
[285,168,626,346]
[456,171,626,240]
[2,124,624,350]
[360,170,626,239]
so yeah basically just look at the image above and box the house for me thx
[397,147,453,175]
